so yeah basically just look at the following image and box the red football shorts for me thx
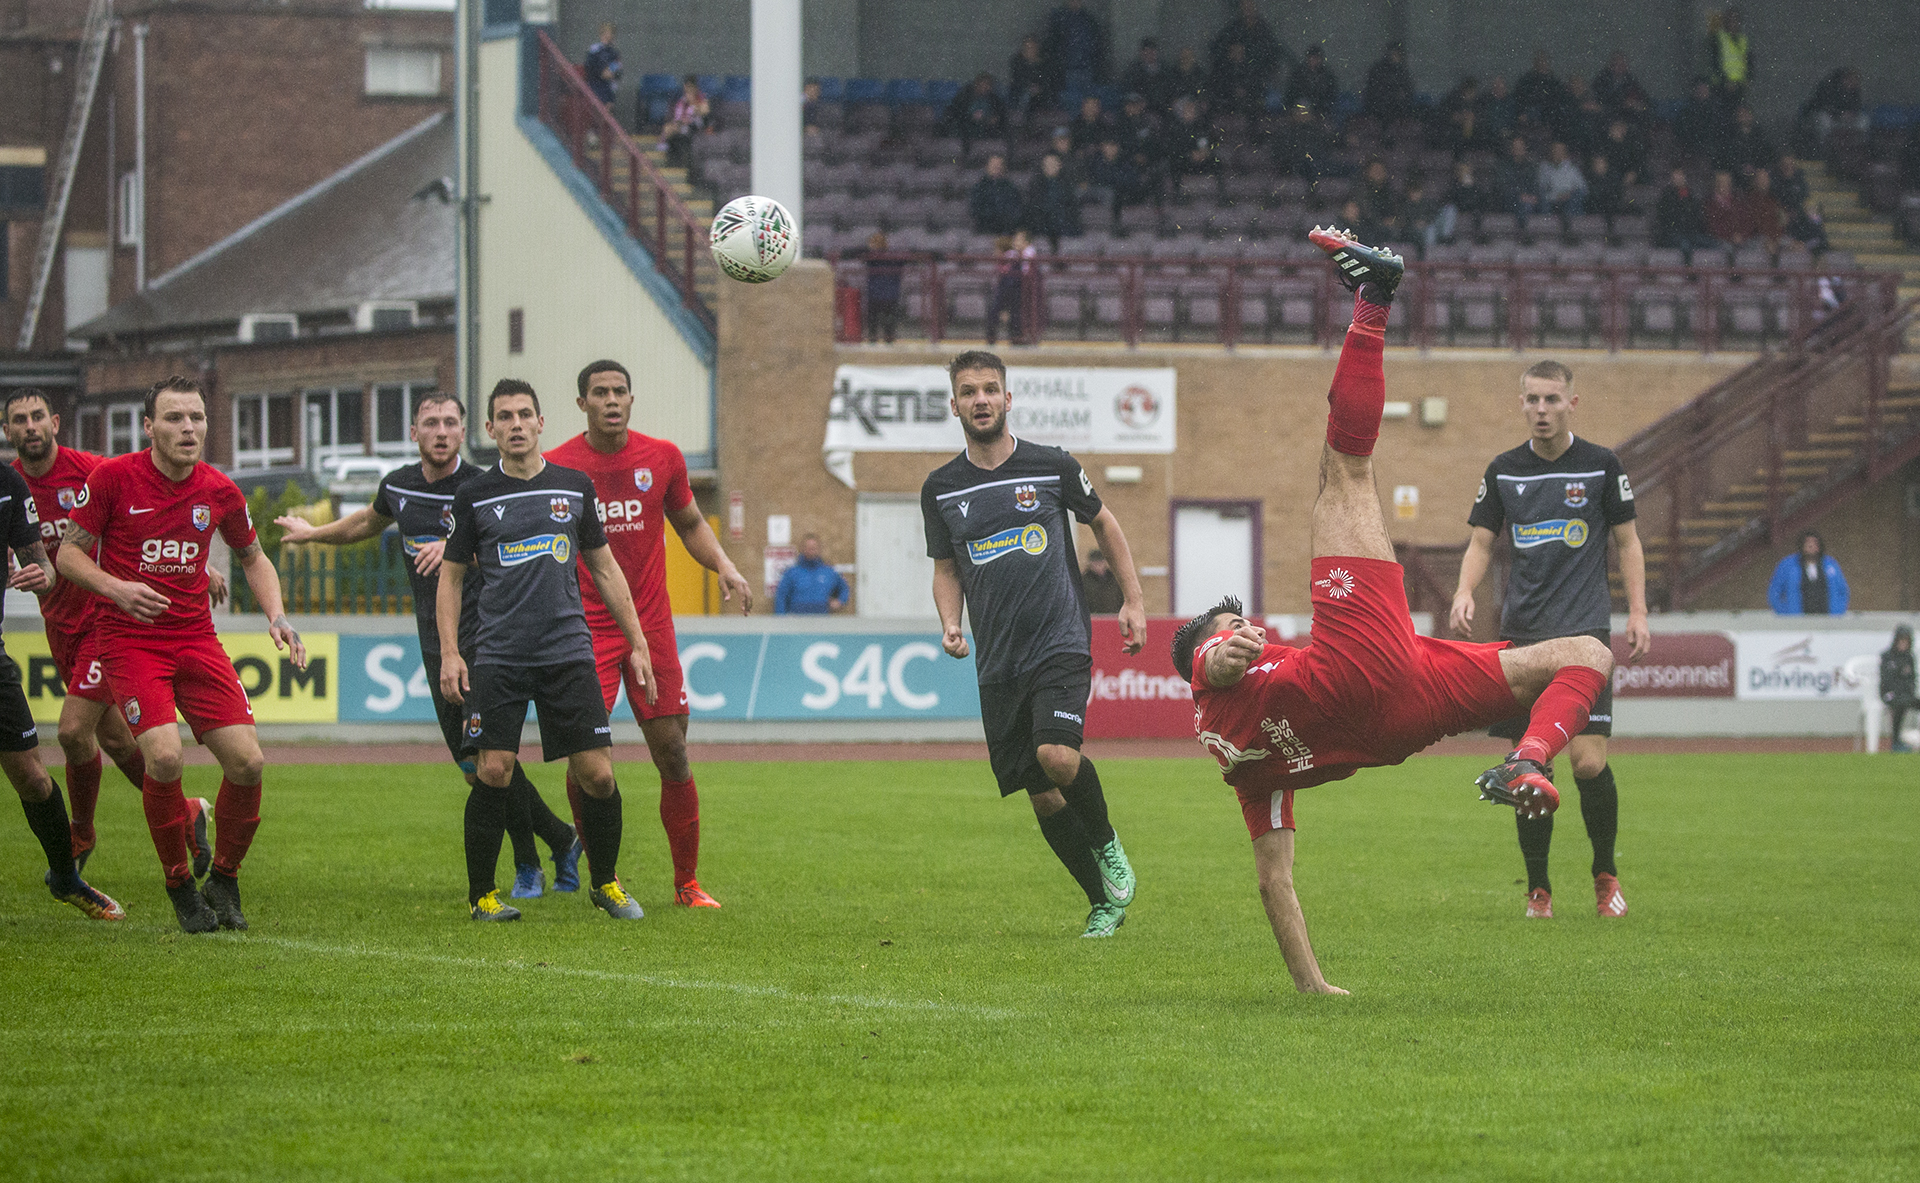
[592,620,689,721]
[47,625,113,705]
[104,631,256,739]
[1238,786,1296,840]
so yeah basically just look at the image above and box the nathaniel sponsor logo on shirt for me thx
[401,534,441,557]
[1512,519,1589,549]
[596,498,648,534]
[497,533,573,566]
[965,524,1048,565]
[138,538,203,574]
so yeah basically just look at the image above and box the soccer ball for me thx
[710,195,799,283]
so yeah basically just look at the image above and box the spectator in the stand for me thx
[1714,106,1777,186]
[1436,77,1482,151]
[803,78,826,137]
[1162,96,1223,194]
[1773,156,1829,252]
[858,232,905,345]
[1115,91,1157,149]
[775,535,849,615]
[1025,154,1083,251]
[1283,46,1340,120]
[658,75,709,168]
[1363,42,1418,126]
[1209,0,1287,96]
[1555,75,1609,158]
[1740,168,1784,253]
[1514,51,1570,127]
[1400,174,1442,250]
[583,23,622,109]
[1440,159,1490,242]
[1090,139,1149,229]
[1047,127,1091,200]
[1497,136,1542,224]
[1585,153,1628,219]
[1010,35,1053,119]
[1537,141,1589,219]
[1340,197,1388,250]
[1768,532,1848,615]
[1602,118,1649,187]
[1672,77,1726,161]
[1706,7,1753,112]
[1703,169,1748,245]
[1591,50,1648,115]
[1270,103,1332,183]
[1358,159,1400,228]
[1476,74,1517,144]
[970,155,1026,235]
[1121,38,1176,114]
[1879,625,1916,751]
[1654,167,1723,256]
[1070,94,1114,159]
[1207,40,1267,121]
[1169,46,1209,110]
[1043,0,1108,93]
[986,230,1038,346]
[1080,550,1124,614]
[943,74,1008,150]
[1801,66,1867,146]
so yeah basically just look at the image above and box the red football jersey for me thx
[67,450,257,638]
[13,445,102,634]
[1189,633,1366,794]
[544,430,694,634]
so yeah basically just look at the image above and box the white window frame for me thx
[302,386,370,468]
[105,402,145,457]
[355,300,418,332]
[232,392,298,471]
[116,171,140,248]
[371,382,437,456]
[364,47,443,98]
[238,313,298,343]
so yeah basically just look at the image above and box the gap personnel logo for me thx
[440,505,456,534]
[1314,566,1356,599]
[634,468,653,493]
[56,487,77,510]
[123,697,141,727]
[1114,384,1160,429]
[191,504,212,531]
[1013,484,1039,511]
[1513,519,1589,549]
[549,496,573,523]
[1564,480,1588,508]
[498,533,572,566]
[965,524,1048,566]
[466,713,483,739]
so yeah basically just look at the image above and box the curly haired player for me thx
[1169,229,1612,994]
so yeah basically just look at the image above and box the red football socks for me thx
[212,777,262,878]
[141,775,192,887]
[113,749,147,790]
[1514,666,1609,766]
[68,751,102,855]
[659,777,701,889]
[1325,293,1389,456]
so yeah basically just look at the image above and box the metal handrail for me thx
[532,31,713,332]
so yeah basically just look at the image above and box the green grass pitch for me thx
[0,751,1914,1181]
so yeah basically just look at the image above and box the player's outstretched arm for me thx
[1252,828,1347,995]
[274,507,392,548]
[435,558,470,703]
[584,544,657,704]
[237,541,308,671]
[7,541,53,595]
[1088,506,1147,655]
[932,559,968,658]
[1612,521,1651,660]
[667,500,752,615]
[56,524,171,621]
[1449,526,1497,638]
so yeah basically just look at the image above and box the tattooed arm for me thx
[6,540,54,595]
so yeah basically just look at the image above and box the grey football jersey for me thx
[1468,436,1635,641]
[445,461,608,666]
[921,440,1102,684]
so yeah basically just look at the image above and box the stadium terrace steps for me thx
[1805,160,1920,345]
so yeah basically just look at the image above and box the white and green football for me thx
[710,195,799,283]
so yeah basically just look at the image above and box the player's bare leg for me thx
[567,746,641,919]
[639,714,717,907]
[1252,827,1345,995]
[6,746,124,920]
[56,696,146,872]
[196,724,267,931]
[1480,636,1613,821]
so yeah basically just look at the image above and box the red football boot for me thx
[1474,756,1561,820]
[1594,873,1628,917]
[1525,888,1554,919]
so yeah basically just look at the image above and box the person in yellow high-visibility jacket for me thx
[1707,7,1752,109]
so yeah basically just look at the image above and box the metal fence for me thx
[233,533,415,616]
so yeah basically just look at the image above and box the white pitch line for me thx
[253,936,1021,1019]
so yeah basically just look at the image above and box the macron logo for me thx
[958,500,970,517]
[492,505,506,520]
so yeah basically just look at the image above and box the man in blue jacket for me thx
[776,534,850,614]
[1769,532,1849,614]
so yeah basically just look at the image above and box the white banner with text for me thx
[825,365,1177,454]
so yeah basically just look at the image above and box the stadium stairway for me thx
[616,144,717,311]
[1805,160,1920,346]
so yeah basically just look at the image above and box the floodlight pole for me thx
[455,0,480,429]
[750,0,803,228]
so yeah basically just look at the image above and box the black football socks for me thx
[463,781,511,903]
[1516,809,1554,895]
[1058,757,1116,847]
[20,783,77,886]
[1576,765,1620,879]
[1036,802,1106,908]
[576,788,624,890]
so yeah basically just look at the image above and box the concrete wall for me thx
[715,260,1748,616]
[474,32,711,460]
[558,0,1920,127]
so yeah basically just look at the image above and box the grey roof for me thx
[78,114,454,339]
